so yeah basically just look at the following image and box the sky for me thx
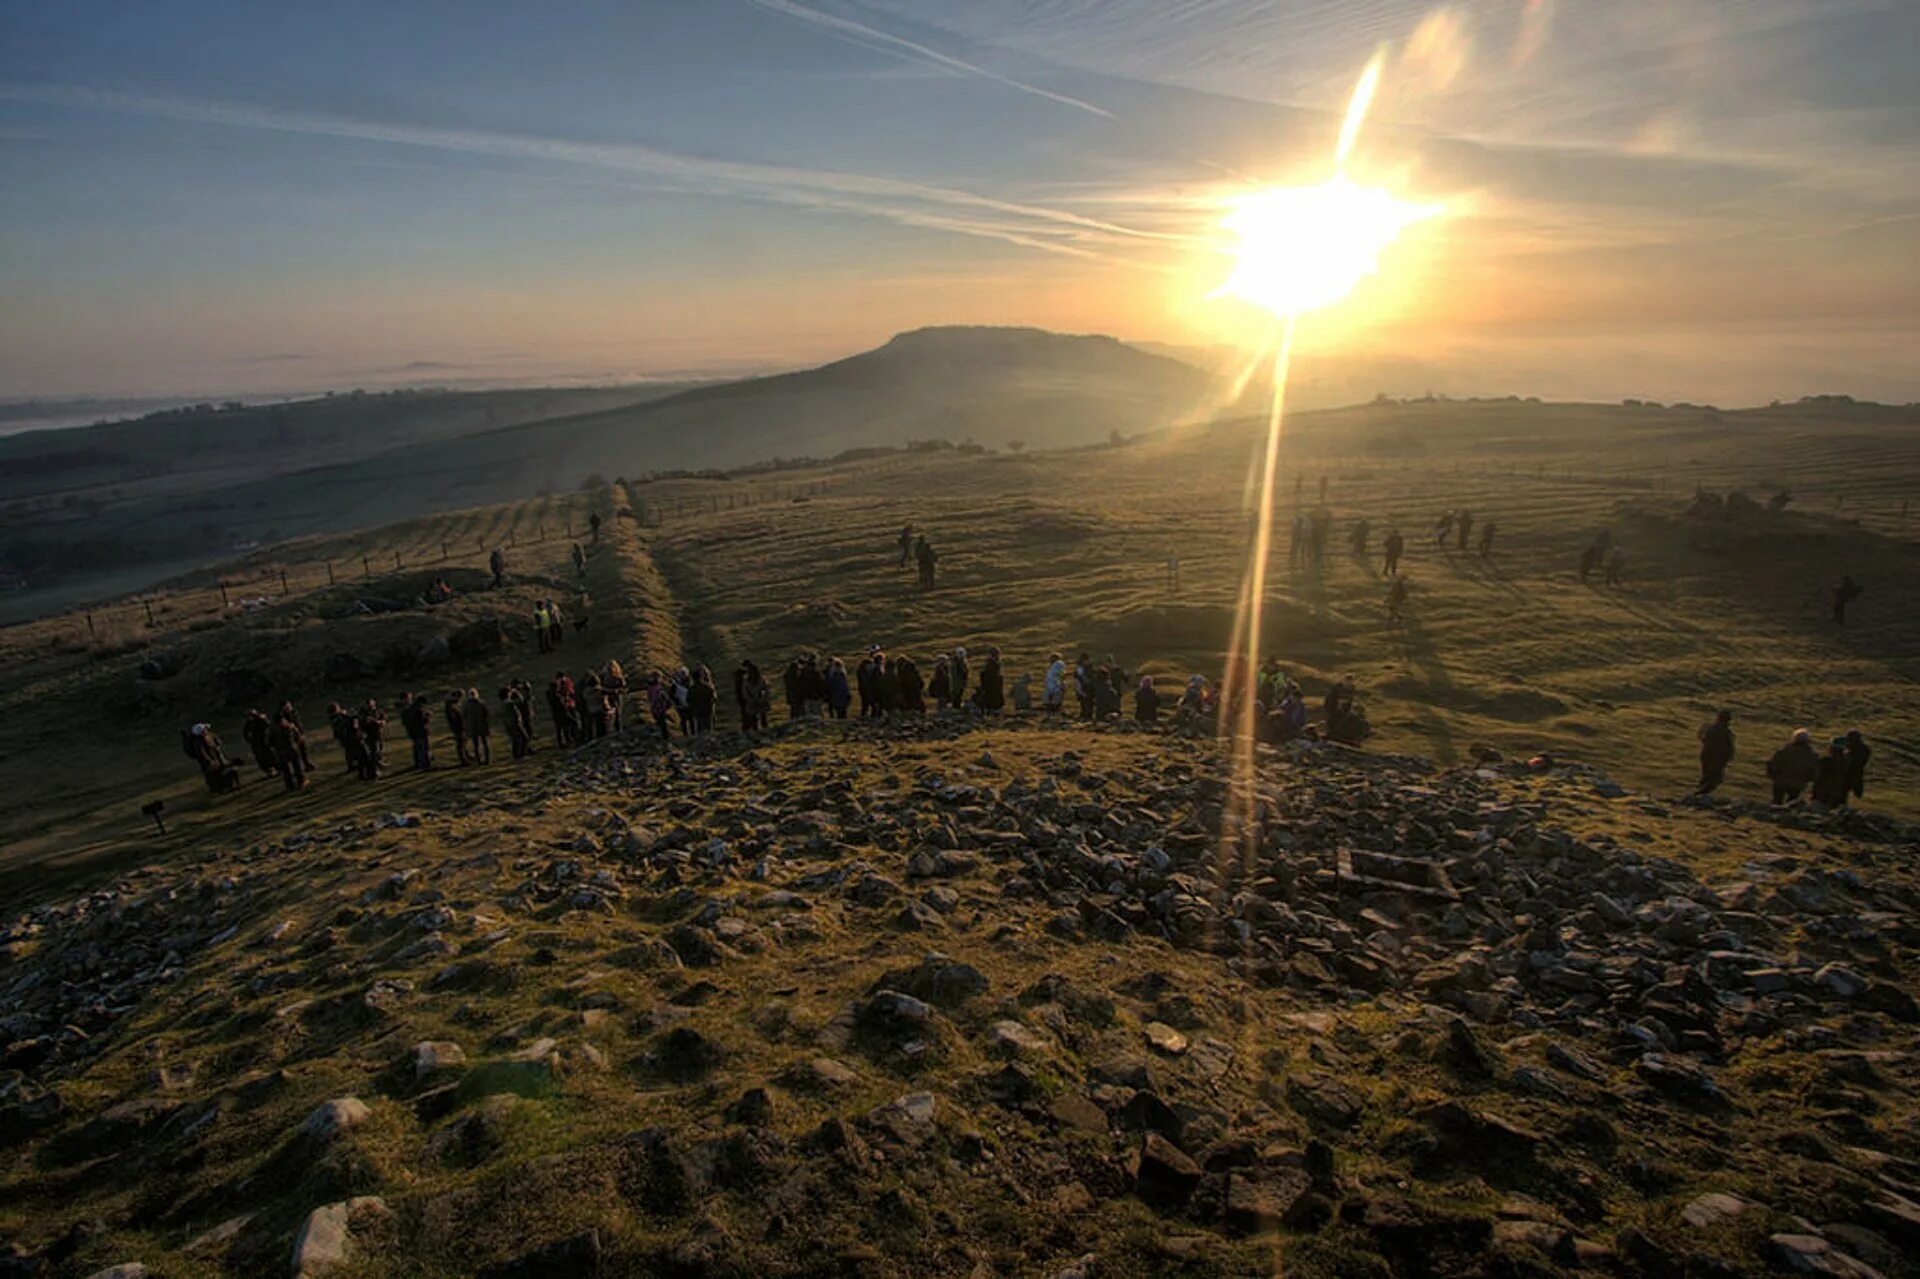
[1,0,1916,404]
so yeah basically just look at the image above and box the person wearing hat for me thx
[1765,728,1819,805]
[1812,737,1851,808]
[1696,709,1735,795]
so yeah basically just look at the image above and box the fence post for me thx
[362,555,371,579]
[219,581,230,608]
[394,550,402,570]
[326,561,335,585]
[142,599,155,626]
[280,570,289,596]
[441,541,449,562]
[85,611,95,639]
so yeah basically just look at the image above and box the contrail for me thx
[748,0,1116,119]
[2,82,1166,259]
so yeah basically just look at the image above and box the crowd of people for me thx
[179,639,1383,800]
[1696,709,1874,809]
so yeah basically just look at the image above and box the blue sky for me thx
[2,0,1916,402]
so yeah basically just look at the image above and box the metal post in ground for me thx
[326,561,335,585]
[142,599,155,626]
[85,611,95,639]
[219,582,230,608]
[363,555,371,579]
[280,570,289,595]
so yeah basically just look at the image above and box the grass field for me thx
[2,395,1914,908]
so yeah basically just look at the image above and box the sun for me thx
[1215,175,1439,318]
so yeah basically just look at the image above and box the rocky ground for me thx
[2,717,1917,1278]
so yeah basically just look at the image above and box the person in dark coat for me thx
[242,709,278,775]
[401,692,434,771]
[546,677,569,748]
[689,666,718,733]
[1831,575,1862,625]
[357,699,386,780]
[330,702,366,776]
[1765,729,1819,804]
[268,711,308,791]
[927,656,951,709]
[972,647,1004,714]
[895,654,924,714]
[742,661,772,731]
[277,701,316,773]
[914,536,937,588]
[856,651,880,718]
[501,686,531,759]
[1381,528,1403,577]
[824,658,851,720]
[1844,730,1872,801]
[782,658,804,721]
[1135,676,1160,724]
[1697,709,1735,794]
[949,648,970,709]
[1812,738,1851,807]
[489,547,506,587]
[463,688,492,764]
[444,691,469,765]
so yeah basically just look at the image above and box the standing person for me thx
[501,686,531,760]
[555,671,581,744]
[825,657,852,719]
[534,600,551,655]
[689,666,718,733]
[915,535,937,589]
[1386,576,1409,627]
[742,660,772,731]
[949,647,970,709]
[329,702,365,776]
[671,666,695,734]
[927,655,952,709]
[973,647,1004,715]
[444,691,469,766]
[1074,653,1095,720]
[401,692,434,771]
[1456,509,1473,552]
[604,661,627,732]
[1043,653,1066,716]
[1135,675,1160,724]
[512,679,537,752]
[1095,666,1123,720]
[1766,729,1819,804]
[1011,672,1033,712]
[733,662,753,728]
[1844,730,1872,801]
[1349,518,1372,557]
[489,547,506,588]
[278,701,316,775]
[1831,575,1862,625]
[463,688,492,765]
[1382,528,1404,577]
[242,709,278,775]
[1579,544,1598,584]
[547,598,566,651]
[1812,737,1851,807]
[1696,709,1735,795]
[546,677,570,747]
[269,709,308,791]
[1606,546,1626,587]
[895,653,924,714]
[580,673,608,739]
[898,524,914,569]
[1478,522,1495,558]
[572,542,587,579]
[799,655,828,718]
[856,649,880,718]
[355,700,386,780]
[782,657,804,721]
[645,670,674,743]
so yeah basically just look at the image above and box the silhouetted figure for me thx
[444,692,469,766]
[1696,709,1735,794]
[1381,528,1404,577]
[1134,675,1160,724]
[1831,575,1861,625]
[401,692,434,771]
[184,723,241,794]
[1433,510,1454,547]
[690,666,718,733]
[269,712,308,791]
[1605,547,1625,587]
[972,647,1004,714]
[949,647,970,709]
[279,701,315,773]
[357,699,385,780]
[242,709,277,775]
[741,661,772,731]
[898,524,914,569]
[1386,577,1408,627]
[463,688,492,764]
[915,535,937,588]
[1812,737,1850,807]
[1478,522,1495,558]
[1766,729,1818,804]
[1578,543,1598,584]
[645,671,673,743]
[1349,518,1371,557]
[489,547,506,588]
[572,543,587,578]
[1456,508,1473,551]
[501,686,531,759]
[1844,730,1872,801]
[589,511,602,544]
[329,702,365,776]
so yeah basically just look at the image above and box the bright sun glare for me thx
[1214,53,1440,318]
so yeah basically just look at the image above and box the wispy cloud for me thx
[746,0,1114,119]
[1,81,1168,260]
